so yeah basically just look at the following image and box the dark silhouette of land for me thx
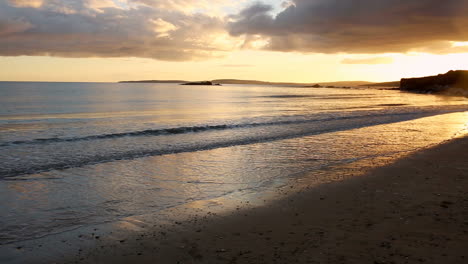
[119,71,468,96]
[119,80,187,83]
[119,79,372,87]
[212,79,372,87]
[181,81,218,86]
[400,70,468,94]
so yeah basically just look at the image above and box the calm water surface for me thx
[0,82,467,245]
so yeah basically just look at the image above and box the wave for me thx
[1,124,236,146]
[0,108,453,147]
[2,108,467,179]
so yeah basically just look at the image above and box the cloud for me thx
[129,0,247,15]
[0,0,240,61]
[280,1,295,9]
[151,18,178,37]
[228,0,468,54]
[341,56,394,65]
[85,0,120,11]
[0,18,33,36]
[8,0,43,8]
[4,0,467,62]
[414,41,468,54]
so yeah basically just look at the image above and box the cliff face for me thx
[400,70,468,94]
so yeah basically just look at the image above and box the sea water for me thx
[0,82,467,245]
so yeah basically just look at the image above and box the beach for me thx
[59,135,468,264]
[1,83,467,264]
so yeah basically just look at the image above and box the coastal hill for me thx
[119,80,186,83]
[360,81,400,87]
[213,79,372,87]
[119,79,372,87]
[400,70,468,94]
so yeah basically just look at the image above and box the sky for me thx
[1,0,468,83]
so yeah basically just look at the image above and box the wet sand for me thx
[67,136,468,264]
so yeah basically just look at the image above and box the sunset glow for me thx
[2,1,468,262]
[1,0,468,82]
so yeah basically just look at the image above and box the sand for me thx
[64,136,468,264]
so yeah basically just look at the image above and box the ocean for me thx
[0,81,467,246]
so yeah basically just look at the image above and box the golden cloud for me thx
[229,0,468,54]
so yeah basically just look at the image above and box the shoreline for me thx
[58,135,468,264]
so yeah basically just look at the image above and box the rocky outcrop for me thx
[181,81,216,86]
[400,70,468,94]
[302,84,322,88]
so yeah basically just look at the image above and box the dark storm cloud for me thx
[0,0,230,61]
[228,0,468,54]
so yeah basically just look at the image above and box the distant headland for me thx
[119,80,186,83]
[119,71,468,96]
[400,70,468,95]
[119,79,372,87]
[360,70,468,96]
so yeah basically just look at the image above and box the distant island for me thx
[119,79,372,87]
[400,70,468,95]
[181,81,221,86]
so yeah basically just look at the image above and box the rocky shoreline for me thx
[400,70,468,95]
